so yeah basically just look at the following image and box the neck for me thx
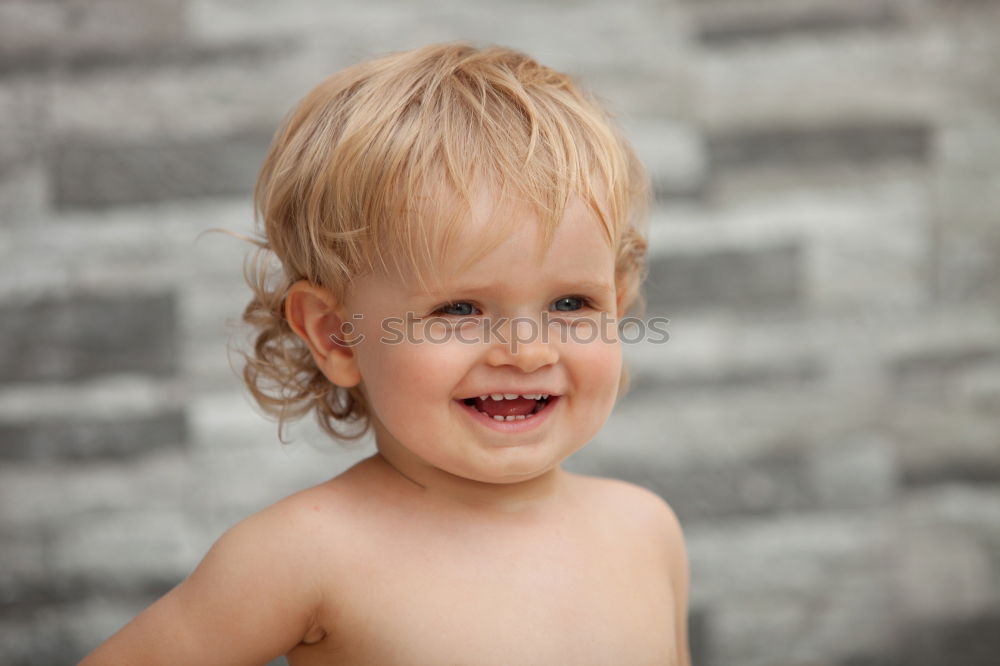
[367,445,572,519]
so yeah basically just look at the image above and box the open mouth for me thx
[459,394,556,422]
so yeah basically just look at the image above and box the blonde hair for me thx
[241,42,649,443]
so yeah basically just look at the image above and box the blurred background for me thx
[2,1,999,664]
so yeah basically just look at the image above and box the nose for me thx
[484,315,559,372]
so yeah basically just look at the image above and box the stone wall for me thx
[2,1,999,664]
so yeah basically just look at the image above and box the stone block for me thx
[805,432,898,510]
[0,198,258,302]
[898,612,1000,666]
[707,123,932,174]
[62,37,292,78]
[0,1,64,74]
[617,120,708,202]
[594,377,889,474]
[0,291,179,382]
[893,526,995,624]
[0,448,192,528]
[185,390,372,520]
[799,184,931,314]
[884,403,1000,487]
[890,345,1000,396]
[645,243,802,313]
[0,410,187,462]
[49,45,310,142]
[687,608,712,666]
[627,357,822,396]
[0,78,50,225]
[931,194,1000,306]
[0,163,49,226]
[685,514,894,666]
[600,451,820,522]
[925,0,1000,112]
[694,27,947,132]
[868,488,1000,665]
[577,63,696,122]
[647,183,930,314]
[930,125,1000,306]
[898,484,1000,537]
[685,513,891,599]
[690,0,900,46]
[189,0,689,72]
[52,132,271,209]
[187,1,694,121]
[895,486,1000,594]
[839,653,902,666]
[0,79,47,167]
[49,508,202,584]
[0,529,48,605]
[0,612,84,666]
[0,0,186,75]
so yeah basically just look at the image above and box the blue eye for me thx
[436,302,478,316]
[553,296,587,312]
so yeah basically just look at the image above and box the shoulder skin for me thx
[79,490,331,665]
[583,475,692,666]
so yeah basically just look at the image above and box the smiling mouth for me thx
[459,394,555,421]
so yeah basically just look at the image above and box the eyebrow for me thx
[409,279,615,299]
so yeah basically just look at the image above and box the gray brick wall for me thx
[2,1,999,664]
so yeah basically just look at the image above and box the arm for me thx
[605,478,691,666]
[663,505,691,666]
[625,483,691,666]
[79,496,326,666]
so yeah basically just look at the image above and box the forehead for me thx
[460,189,609,266]
[408,192,616,297]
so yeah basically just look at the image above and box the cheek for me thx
[356,337,476,417]
[572,336,623,396]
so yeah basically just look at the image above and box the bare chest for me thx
[288,520,677,665]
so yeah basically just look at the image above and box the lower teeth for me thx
[475,411,533,421]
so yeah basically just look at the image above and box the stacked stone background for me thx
[1,1,999,664]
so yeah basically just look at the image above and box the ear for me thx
[284,280,362,388]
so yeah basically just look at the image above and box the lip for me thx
[454,395,561,434]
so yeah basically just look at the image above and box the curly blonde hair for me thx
[240,42,650,444]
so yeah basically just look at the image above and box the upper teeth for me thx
[479,393,549,401]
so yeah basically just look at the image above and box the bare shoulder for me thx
[78,483,346,665]
[569,473,692,666]
[217,479,347,561]
[569,473,689,580]
[183,487,340,628]
[571,473,684,544]
[249,476,366,556]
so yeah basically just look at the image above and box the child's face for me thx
[342,192,623,486]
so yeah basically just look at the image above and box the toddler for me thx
[81,42,690,665]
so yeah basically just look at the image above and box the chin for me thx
[457,444,578,485]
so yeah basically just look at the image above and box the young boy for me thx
[80,42,690,665]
